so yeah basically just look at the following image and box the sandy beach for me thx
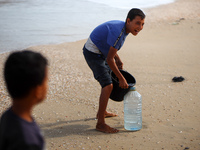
[0,0,200,149]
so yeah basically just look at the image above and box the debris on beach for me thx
[172,76,185,82]
[172,18,185,25]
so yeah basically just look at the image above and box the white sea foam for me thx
[87,0,174,9]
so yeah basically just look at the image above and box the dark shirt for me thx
[0,108,44,150]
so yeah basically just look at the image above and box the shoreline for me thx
[1,0,200,55]
[0,0,200,149]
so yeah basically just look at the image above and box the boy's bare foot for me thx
[97,111,118,119]
[105,111,117,118]
[96,123,119,133]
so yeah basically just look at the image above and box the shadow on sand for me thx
[40,117,148,138]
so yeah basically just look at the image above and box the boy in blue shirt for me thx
[0,50,48,149]
[83,8,145,133]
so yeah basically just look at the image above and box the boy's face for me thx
[35,67,48,104]
[126,16,145,36]
[40,68,48,101]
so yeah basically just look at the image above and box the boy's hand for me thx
[119,77,129,89]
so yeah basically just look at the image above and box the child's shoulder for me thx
[0,108,22,143]
[0,108,12,122]
[105,20,125,35]
[105,20,125,25]
[106,20,125,30]
[0,108,19,128]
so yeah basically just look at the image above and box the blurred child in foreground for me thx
[0,50,48,150]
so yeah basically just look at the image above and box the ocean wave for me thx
[87,0,174,9]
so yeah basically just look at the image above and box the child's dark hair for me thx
[4,50,48,99]
[126,8,145,23]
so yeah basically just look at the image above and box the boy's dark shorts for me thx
[83,46,112,88]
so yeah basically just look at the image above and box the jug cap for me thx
[130,87,136,91]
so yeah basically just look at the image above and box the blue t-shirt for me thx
[0,108,44,150]
[90,20,128,57]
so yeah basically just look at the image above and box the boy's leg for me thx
[96,61,117,119]
[96,84,119,133]
[83,48,118,133]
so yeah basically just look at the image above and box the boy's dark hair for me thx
[4,50,48,99]
[126,8,145,23]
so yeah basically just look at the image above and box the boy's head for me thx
[4,50,48,101]
[126,8,145,23]
[125,8,145,35]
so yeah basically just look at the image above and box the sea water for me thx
[0,0,174,53]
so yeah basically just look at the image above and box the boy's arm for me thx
[106,46,128,89]
[114,53,123,70]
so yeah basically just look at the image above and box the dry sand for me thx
[0,0,200,149]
